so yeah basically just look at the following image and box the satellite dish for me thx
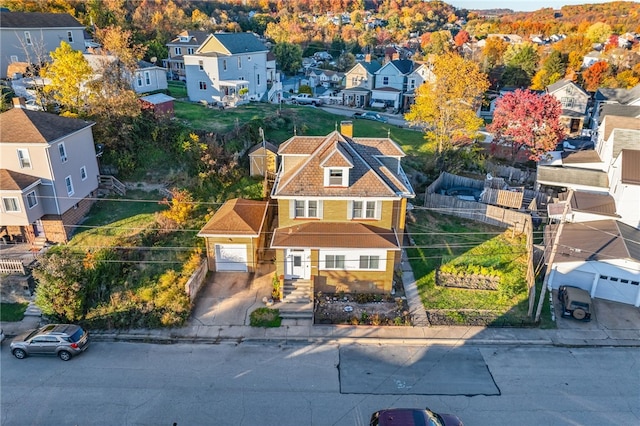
[151,57,157,64]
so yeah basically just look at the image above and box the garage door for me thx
[594,275,639,305]
[552,270,595,292]
[215,244,248,272]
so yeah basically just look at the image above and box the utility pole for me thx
[535,191,572,322]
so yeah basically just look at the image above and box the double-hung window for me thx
[67,31,74,42]
[329,169,343,185]
[137,73,143,86]
[17,149,31,168]
[58,143,68,163]
[65,176,74,196]
[294,200,318,218]
[198,60,204,71]
[2,197,20,212]
[325,254,345,269]
[144,71,151,85]
[199,81,207,90]
[359,255,380,269]
[187,48,194,55]
[80,166,87,181]
[26,191,37,208]
[24,31,32,45]
[352,201,376,219]
[174,47,181,55]
[237,57,242,69]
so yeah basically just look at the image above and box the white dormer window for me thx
[324,168,348,186]
[179,36,189,42]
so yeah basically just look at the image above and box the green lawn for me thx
[407,210,532,324]
[167,81,187,99]
[69,190,165,249]
[1,302,28,322]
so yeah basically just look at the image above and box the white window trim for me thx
[80,166,87,181]
[198,60,204,71]
[58,142,68,163]
[136,73,143,86]
[2,197,20,212]
[348,200,381,220]
[65,176,74,196]
[175,47,182,55]
[67,31,74,42]
[324,167,349,187]
[17,148,31,169]
[199,81,207,90]
[144,70,151,85]
[290,199,322,219]
[26,191,37,209]
[319,249,386,271]
[238,57,242,69]
[24,31,32,45]
[187,47,194,55]
[10,55,18,63]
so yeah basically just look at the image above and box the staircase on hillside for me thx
[278,279,313,320]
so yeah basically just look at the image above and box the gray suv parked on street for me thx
[10,324,89,361]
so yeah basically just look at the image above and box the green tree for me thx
[503,42,539,78]
[33,247,86,322]
[585,22,612,44]
[405,52,489,155]
[272,42,303,75]
[41,42,93,115]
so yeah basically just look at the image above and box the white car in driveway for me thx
[24,99,44,111]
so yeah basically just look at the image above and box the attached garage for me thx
[547,220,640,307]
[198,198,270,273]
[214,244,248,272]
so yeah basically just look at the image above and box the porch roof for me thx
[0,169,41,191]
[219,80,249,87]
[271,222,400,250]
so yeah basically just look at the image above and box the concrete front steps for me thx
[278,280,313,320]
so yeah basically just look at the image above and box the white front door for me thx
[286,249,310,279]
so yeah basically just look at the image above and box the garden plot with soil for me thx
[314,278,411,325]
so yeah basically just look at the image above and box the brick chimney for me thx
[340,120,353,137]
[13,97,26,109]
[365,53,372,63]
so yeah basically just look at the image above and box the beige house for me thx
[270,121,415,294]
[198,198,269,272]
[546,79,590,136]
[164,30,209,81]
[342,60,381,107]
[0,102,99,244]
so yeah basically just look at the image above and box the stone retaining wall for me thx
[435,270,499,291]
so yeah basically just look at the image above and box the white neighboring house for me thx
[132,60,168,94]
[83,54,167,94]
[0,11,85,79]
[545,220,640,307]
[371,59,414,109]
[546,79,590,136]
[184,32,269,106]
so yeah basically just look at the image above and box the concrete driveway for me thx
[553,290,640,333]
[189,266,274,326]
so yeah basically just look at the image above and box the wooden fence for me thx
[0,259,25,275]
[424,173,537,316]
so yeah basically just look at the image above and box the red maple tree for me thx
[488,89,566,163]
[583,61,610,91]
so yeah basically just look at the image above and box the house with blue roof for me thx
[371,59,415,110]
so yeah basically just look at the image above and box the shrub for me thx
[250,307,281,327]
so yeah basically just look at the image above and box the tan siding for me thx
[275,248,285,278]
[312,249,395,294]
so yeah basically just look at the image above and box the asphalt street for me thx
[1,342,639,426]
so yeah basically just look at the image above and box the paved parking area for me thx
[553,290,640,332]
[189,266,274,326]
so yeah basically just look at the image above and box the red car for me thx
[370,408,463,426]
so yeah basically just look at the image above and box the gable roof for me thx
[0,169,40,191]
[271,222,400,250]
[358,60,382,74]
[550,220,640,263]
[611,128,640,159]
[248,141,278,155]
[621,149,640,185]
[377,59,413,75]
[0,11,83,29]
[197,198,268,237]
[547,79,588,96]
[199,32,268,55]
[169,30,210,46]
[0,108,94,144]
[274,131,413,198]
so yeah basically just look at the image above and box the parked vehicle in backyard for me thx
[370,408,463,426]
[291,93,323,106]
[24,99,44,111]
[558,285,592,321]
[352,111,388,123]
[10,324,90,361]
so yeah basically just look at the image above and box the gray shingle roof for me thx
[206,32,268,54]
[0,11,83,28]
[595,84,640,104]
[537,166,609,188]
[598,104,640,124]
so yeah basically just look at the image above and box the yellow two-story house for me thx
[270,121,414,294]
